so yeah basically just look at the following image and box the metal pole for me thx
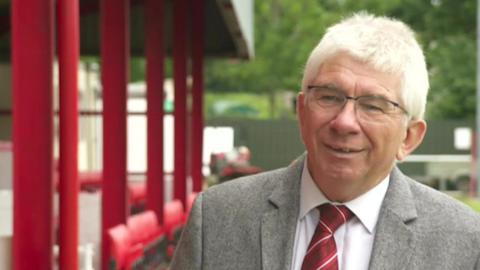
[191,0,204,193]
[57,0,80,268]
[12,0,54,268]
[100,0,130,268]
[145,0,165,224]
[173,0,188,207]
[476,0,480,198]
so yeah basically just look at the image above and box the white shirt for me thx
[291,162,390,270]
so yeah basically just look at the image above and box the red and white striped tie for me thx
[301,204,353,270]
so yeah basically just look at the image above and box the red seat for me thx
[185,192,198,220]
[107,224,143,270]
[163,200,185,258]
[128,182,146,206]
[163,199,185,241]
[79,171,102,192]
[128,182,147,214]
[127,210,163,245]
[127,210,168,268]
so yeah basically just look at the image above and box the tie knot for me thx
[317,204,353,233]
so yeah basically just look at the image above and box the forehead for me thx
[313,53,401,96]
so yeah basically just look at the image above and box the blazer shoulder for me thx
[202,166,291,205]
[407,177,480,231]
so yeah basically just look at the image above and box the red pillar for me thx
[100,0,130,269]
[191,0,204,192]
[12,0,54,269]
[57,0,80,269]
[145,0,165,224]
[173,0,188,207]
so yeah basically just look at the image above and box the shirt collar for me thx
[299,160,390,234]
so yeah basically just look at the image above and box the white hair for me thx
[301,12,429,120]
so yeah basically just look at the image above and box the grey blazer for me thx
[170,156,480,270]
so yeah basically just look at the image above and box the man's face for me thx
[297,53,426,202]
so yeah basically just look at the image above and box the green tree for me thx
[206,0,477,120]
[206,0,342,118]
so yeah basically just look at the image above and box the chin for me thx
[329,171,359,184]
[323,162,359,177]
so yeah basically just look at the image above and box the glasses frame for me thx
[306,85,409,116]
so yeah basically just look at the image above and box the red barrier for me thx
[173,0,188,207]
[12,0,54,268]
[145,0,165,225]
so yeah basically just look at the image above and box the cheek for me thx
[299,110,314,137]
[377,126,405,156]
[300,119,316,146]
[302,115,326,139]
[364,122,402,153]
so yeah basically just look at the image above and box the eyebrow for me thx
[308,84,341,91]
[308,84,392,100]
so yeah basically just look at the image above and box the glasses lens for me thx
[357,96,395,115]
[307,86,407,121]
[310,88,345,108]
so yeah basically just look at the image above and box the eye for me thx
[313,88,344,105]
[358,97,391,114]
[318,93,341,102]
[360,103,385,113]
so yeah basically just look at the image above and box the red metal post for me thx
[173,0,188,207]
[145,0,165,224]
[57,0,80,268]
[191,0,205,193]
[12,0,54,269]
[100,0,130,269]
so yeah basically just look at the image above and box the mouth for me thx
[326,144,363,154]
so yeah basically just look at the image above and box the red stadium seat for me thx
[107,224,143,270]
[163,200,185,241]
[185,192,198,220]
[127,210,168,268]
[163,200,185,258]
[127,210,162,245]
[79,171,102,192]
[128,182,147,214]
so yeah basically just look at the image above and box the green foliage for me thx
[130,57,173,83]
[427,35,476,119]
[455,195,480,212]
[206,0,477,120]
[206,93,270,119]
[206,0,340,95]
[205,92,295,119]
[130,57,146,83]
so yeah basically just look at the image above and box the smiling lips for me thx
[326,144,363,154]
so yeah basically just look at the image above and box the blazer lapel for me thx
[368,167,417,270]
[261,156,304,270]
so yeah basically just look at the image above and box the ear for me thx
[396,119,427,161]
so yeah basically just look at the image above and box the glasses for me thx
[306,85,409,121]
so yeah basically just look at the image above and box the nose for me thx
[329,101,361,135]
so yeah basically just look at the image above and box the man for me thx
[171,13,480,270]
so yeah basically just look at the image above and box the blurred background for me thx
[0,0,479,269]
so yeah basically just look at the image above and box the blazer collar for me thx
[261,159,419,270]
[368,166,418,270]
[261,155,304,270]
[267,155,305,208]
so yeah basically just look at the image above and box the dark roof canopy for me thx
[0,0,254,59]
